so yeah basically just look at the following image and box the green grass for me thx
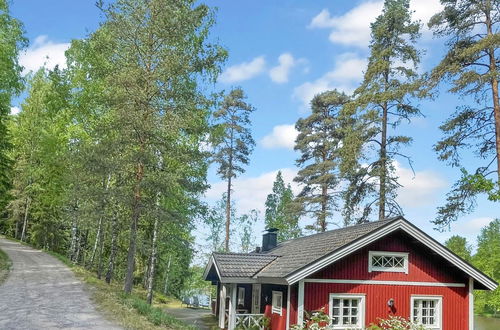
[0,248,11,284]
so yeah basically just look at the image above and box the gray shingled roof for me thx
[256,218,397,278]
[210,218,397,280]
[212,253,278,278]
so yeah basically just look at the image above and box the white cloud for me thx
[20,35,70,74]
[269,53,298,83]
[219,56,266,83]
[395,161,447,208]
[309,0,443,48]
[453,217,495,235]
[206,168,299,215]
[293,52,366,109]
[261,124,299,150]
[10,106,21,115]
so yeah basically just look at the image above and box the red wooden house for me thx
[203,216,497,330]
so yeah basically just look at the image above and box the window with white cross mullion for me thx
[368,251,409,273]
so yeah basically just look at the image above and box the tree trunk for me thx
[146,216,159,304]
[105,210,118,284]
[485,7,500,183]
[224,175,232,252]
[320,182,328,232]
[88,216,103,269]
[378,103,388,220]
[68,201,79,261]
[97,222,105,279]
[20,197,31,242]
[163,255,172,295]
[124,161,144,294]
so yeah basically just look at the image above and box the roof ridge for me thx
[262,217,402,253]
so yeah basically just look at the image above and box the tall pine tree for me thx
[212,88,255,251]
[429,0,500,229]
[342,0,422,221]
[294,90,349,231]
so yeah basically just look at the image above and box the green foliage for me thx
[341,0,423,221]
[238,209,258,253]
[0,0,27,215]
[212,87,256,181]
[265,171,301,240]
[294,90,350,231]
[473,219,500,315]
[444,235,472,262]
[367,315,426,330]
[428,0,500,229]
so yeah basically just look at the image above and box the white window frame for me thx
[368,251,409,274]
[272,291,283,315]
[328,293,365,329]
[237,287,245,306]
[410,295,442,330]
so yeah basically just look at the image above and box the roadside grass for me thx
[3,238,194,330]
[0,247,11,284]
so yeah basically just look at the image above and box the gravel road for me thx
[0,237,122,330]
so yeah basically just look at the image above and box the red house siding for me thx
[302,283,468,329]
[288,231,471,329]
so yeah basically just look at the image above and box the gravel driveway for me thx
[0,237,122,330]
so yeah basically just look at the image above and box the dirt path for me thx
[0,237,122,330]
[164,307,215,329]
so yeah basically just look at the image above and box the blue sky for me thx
[9,0,500,255]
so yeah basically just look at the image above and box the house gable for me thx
[285,218,497,291]
[309,230,469,285]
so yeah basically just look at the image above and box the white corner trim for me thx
[469,277,474,330]
[304,278,465,287]
[410,295,443,330]
[368,250,409,274]
[285,219,498,291]
[297,280,304,326]
[286,285,291,330]
[329,293,365,329]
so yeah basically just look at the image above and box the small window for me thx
[368,251,409,274]
[329,294,365,329]
[237,287,245,307]
[272,291,282,315]
[411,296,442,330]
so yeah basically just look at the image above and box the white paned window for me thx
[237,287,245,306]
[368,251,409,274]
[411,296,442,330]
[329,294,365,329]
[272,291,282,315]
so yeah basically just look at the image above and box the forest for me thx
[0,0,499,317]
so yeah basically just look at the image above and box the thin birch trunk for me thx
[88,216,102,268]
[20,197,31,242]
[124,160,144,294]
[105,210,118,284]
[146,216,159,304]
[163,255,171,295]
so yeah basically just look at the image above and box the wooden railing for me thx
[235,313,265,329]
